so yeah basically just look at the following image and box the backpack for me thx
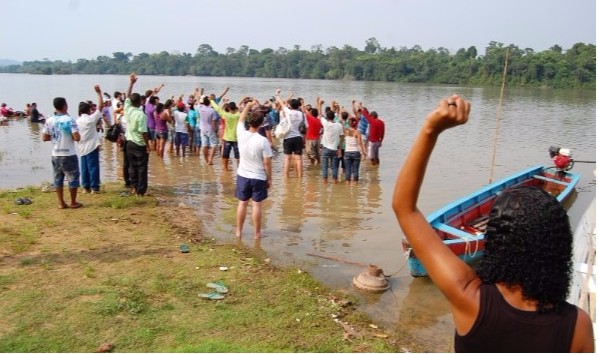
[105,123,121,142]
[298,113,307,135]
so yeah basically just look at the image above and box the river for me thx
[0,74,595,351]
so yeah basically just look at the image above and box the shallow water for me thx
[0,74,595,351]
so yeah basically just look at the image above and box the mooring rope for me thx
[489,48,510,184]
[461,233,481,258]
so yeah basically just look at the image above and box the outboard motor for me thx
[549,145,574,171]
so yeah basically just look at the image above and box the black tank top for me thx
[454,283,578,352]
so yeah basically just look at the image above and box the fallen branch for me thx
[306,253,369,267]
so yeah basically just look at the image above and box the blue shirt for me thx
[358,114,369,136]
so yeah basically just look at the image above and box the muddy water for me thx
[0,74,595,351]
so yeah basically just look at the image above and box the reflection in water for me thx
[0,75,595,351]
[278,178,305,235]
[398,278,452,351]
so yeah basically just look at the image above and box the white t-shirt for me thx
[320,117,344,150]
[42,114,79,156]
[76,110,102,156]
[236,119,273,180]
[112,99,125,131]
[281,107,306,139]
[173,111,188,133]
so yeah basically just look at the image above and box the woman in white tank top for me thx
[343,117,366,185]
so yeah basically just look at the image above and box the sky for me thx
[1,0,595,63]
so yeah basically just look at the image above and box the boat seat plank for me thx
[532,174,570,186]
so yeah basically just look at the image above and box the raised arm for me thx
[153,83,165,95]
[274,89,286,108]
[316,97,324,118]
[94,85,104,119]
[210,99,226,117]
[351,100,360,117]
[126,73,137,98]
[392,95,479,320]
[300,98,307,115]
[239,100,254,124]
[219,86,230,100]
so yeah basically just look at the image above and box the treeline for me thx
[2,38,595,89]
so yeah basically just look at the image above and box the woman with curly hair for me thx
[392,94,594,352]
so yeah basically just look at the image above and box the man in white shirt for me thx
[317,97,344,183]
[235,101,273,240]
[76,85,104,194]
[42,96,82,209]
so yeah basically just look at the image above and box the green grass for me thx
[0,183,406,352]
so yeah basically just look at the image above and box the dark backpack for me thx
[105,123,121,142]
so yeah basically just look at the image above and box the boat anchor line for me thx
[461,233,481,258]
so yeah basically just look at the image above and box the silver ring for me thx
[447,102,457,107]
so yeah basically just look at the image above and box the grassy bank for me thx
[0,183,421,352]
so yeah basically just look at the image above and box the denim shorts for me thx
[147,128,156,141]
[194,127,202,147]
[201,130,218,147]
[223,140,239,159]
[174,132,189,146]
[52,155,80,188]
[155,131,168,140]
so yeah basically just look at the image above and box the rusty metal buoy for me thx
[352,264,390,292]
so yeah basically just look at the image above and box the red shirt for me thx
[305,113,323,140]
[362,108,385,143]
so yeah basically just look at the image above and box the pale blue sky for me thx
[2,0,595,62]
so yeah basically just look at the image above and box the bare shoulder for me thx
[571,307,594,353]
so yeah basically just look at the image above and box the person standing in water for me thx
[235,101,273,240]
[41,97,83,209]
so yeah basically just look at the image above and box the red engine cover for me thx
[553,155,572,170]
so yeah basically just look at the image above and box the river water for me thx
[0,74,595,351]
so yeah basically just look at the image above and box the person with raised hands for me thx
[274,89,306,178]
[392,95,593,352]
[235,100,273,240]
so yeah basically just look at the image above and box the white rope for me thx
[460,232,481,258]
[383,250,410,278]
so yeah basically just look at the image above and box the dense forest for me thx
[1,38,595,89]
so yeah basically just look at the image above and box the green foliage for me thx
[1,39,594,89]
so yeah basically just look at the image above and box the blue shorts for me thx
[194,127,202,147]
[236,175,267,202]
[52,155,80,188]
[155,131,168,140]
[174,132,189,146]
[147,128,156,141]
[223,140,239,159]
[201,130,218,147]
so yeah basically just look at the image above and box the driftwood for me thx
[306,253,369,267]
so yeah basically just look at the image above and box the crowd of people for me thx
[33,73,595,351]
[39,74,386,235]
[0,102,47,126]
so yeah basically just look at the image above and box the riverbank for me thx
[0,182,430,352]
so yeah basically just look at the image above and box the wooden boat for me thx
[407,165,581,277]
[567,196,596,347]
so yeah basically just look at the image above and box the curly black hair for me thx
[475,185,573,312]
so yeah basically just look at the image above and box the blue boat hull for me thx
[408,165,581,277]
